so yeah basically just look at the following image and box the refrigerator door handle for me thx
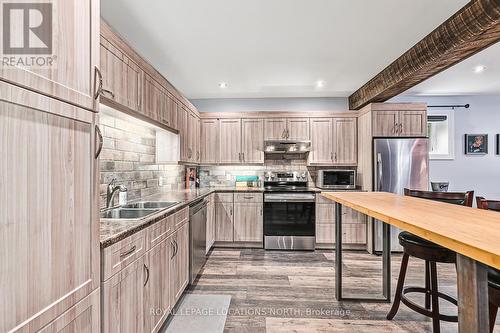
[376,153,383,192]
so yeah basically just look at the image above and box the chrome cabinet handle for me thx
[143,264,150,286]
[95,125,103,159]
[242,152,245,161]
[399,123,403,134]
[286,129,290,139]
[243,196,253,199]
[94,67,115,99]
[171,241,175,259]
[174,240,178,256]
[334,152,337,162]
[281,129,286,138]
[120,245,136,258]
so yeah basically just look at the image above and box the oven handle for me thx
[264,198,316,203]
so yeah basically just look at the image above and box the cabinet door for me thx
[241,119,264,164]
[100,38,142,112]
[195,116,201,163]
[234,203,263,242]
[144,239,170,333]
[201,119,219,164]
[372,111,398,137]
[309,118,333,164]
[187,112,197,162]
[167,97,178,130]
[206,200,216,254]
[38,289,100,333]
[143,74,168,124]
[215,202,234,241]
[332,118,357,165]
[102,257,145,333]
[178,107,189,162]
[399,111,427,137]
[219,119,242,164]
[287,118,310,140]
[0,0,99,111]
[170,224,189,305]
[264,118,287,140]
[0,88,99,332]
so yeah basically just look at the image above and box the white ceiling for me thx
[101,0,468,99]
[404,41,500,96]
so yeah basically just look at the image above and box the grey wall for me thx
[191,97,349,113]
[392,94,500,199]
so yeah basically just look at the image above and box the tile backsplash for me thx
[99,111,184,208]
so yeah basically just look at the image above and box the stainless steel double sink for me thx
[100,201,179,220]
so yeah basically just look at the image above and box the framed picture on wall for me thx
[465,134,488,155]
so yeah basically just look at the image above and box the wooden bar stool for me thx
[476,196,500,333]
[387,188,474,333]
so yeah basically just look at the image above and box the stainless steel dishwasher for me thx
[189,198,207,283]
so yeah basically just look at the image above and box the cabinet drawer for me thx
[215,192,234,203]
[234,192,263,203]
[316,204,335,224]
[102,230,146,281]
[174,207,189,229]
[146,214,175,250]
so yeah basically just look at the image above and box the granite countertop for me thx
[100,187,264,248]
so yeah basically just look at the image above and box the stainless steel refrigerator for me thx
[373,138,429,252]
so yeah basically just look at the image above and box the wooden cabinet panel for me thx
[309,118,333,164]
[316,203,335,224]
[167,97,178,130]
[100,38,142,112]
[399,111,427,137]
[333,118,357,165]
[142,74,169,124]
[146,215,174,251]
[187,112,197,162]
[234,203,263,242]
[287,118,310,140]
[102,230,146,281]
[144,239,170,333]
[0,0,100,111]
[241,119,264,164]
[38,289,100,333]
[316,224,335,244]
[170,223,189,305]
[201,119,219,164]
[216,193,234,203]
[195,116,201,163]
[215,202,234,242]
[219,119,242,164]
[206,196,216,254]
[372,111,399,137]
[102,256,145,333]
[234,193,263,203]
[264,118,287,140]
[178,107,189,162]
[342,224,367,244]
[0,93,98,332]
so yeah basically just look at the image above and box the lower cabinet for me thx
[102,208,190,333]
[206,194,216,253]
[38,288,100,333]
[215,200,234,242]
[170,222,190,306]
[234,203,263,242]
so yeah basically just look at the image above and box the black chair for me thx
[476,196,500,333]
[387,188,474,333]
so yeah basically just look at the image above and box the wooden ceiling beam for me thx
[348,0,500,110]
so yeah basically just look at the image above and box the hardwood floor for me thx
[187,248,499,333]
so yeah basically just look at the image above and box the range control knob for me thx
[300,172,307,180]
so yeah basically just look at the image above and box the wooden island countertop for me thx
[322,191,500,270]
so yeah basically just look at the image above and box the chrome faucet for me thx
[106,178,127,208]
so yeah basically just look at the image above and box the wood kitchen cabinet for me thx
[167,97,178,130]
[234,193,263,242]
[241,119,264,164]
[179,107,189,162]
[143,74,169,124]
[309,117,357,165]
[100,35,142,113]
[201,119,219,164]
[215,194,234,242]
[372,110,427,137]
[0,83,100,333]
[170,223,190,305]
[0,0,100,111]
[102,256,146,333]
[264,118,309,140]
[332,118,357,165]
[219,119,242,164]
[144,239,171,333]
[206,194,216,253]
[309,118,333,164]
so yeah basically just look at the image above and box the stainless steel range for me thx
[263,171,316,250]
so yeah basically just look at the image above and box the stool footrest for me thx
[401,286,458,322]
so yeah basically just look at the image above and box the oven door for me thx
[263,193,316,250]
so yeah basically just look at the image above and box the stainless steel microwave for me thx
[317,169,356,190]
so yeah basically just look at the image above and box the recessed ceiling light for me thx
[316,80,325,88]
[219,82,228,88]
[473,65,486,73]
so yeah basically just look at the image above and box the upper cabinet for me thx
[309,117,357,166]
[241,119,264,164]
[219,119,242,164]
[372,110,427,137]
[264,118,310,140]
[201,119,219,164]
[0,0,100,111]
[142,74,168,123]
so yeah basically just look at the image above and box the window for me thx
[427,110,454,160]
